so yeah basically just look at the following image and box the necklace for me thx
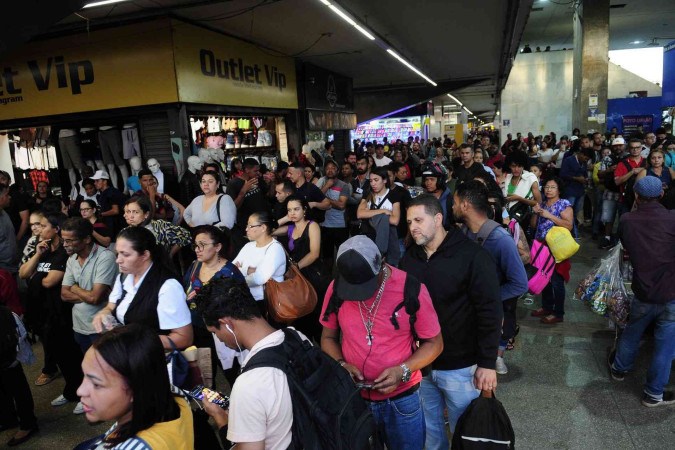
[358,266,389,346]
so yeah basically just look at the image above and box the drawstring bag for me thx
[545,226,579,262]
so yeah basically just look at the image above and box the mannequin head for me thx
[129,156,143,172]
[209,148,225,163]
[198,149,214,164]
[147,158,161,174]
[187,156,203,174]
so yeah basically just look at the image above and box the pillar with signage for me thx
[302,63,356,164]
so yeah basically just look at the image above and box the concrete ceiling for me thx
[521,0,675,52]
[30,0,532,122]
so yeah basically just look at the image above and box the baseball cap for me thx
[611,137,625,146]
[90,170,110,180]
[569,136,579,142]
[335,236,383,301]
[633,176,662,199]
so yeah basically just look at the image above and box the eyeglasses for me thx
[62,238,80,246]
[30,222,43,227]
[80,208,94,212]
[544,186,559,190]
[245,224,263,230]
[192,242,216,251]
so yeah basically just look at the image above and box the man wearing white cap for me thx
[320,235,442,450]
[91,170,124,237]
[609,176,675,407]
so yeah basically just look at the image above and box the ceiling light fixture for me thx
[319,1,375,40]
[630,40,643,44]
[446,94,463,106]
[83,0,131,8]
[463,106,473,115]
[386,49,437,86]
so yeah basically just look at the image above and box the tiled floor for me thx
[1,236,673,449]
[497,237,675,449]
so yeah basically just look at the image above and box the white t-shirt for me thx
[233,240,286,301]
[207,116,221,133]
[228,329,298,449]
[536,148,557,163]
[374,155,392,167]
[366,188,394,211]
[109,264,190,329]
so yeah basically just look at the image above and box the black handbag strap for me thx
[370,191,390,210]
[212,194,223,226]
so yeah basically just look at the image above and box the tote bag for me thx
[527,239,556,295]
[545,226,579,263]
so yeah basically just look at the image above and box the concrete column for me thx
[572,0,609,134]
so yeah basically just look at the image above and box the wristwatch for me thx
[400,363,411,383]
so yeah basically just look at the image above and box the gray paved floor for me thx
[1,235,673,449]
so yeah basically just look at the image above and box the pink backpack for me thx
[527,239,556,295]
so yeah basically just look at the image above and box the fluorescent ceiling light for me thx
[83,0,131,8]
[320,1,376,41]
[463,106,473,115]
[386,49,437,86]
[354,24,375,40]
[446,94,462,106]
[630,40,643,44]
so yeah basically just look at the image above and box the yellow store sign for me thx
[0,20,179,121]
[172,21,298,109]
[0,18,298,122]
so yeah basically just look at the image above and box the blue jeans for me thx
[367,390,425,450]
[420,366,479,449]
[566,194,584,238]
[73,332,101,353]
[541,271,565,318]
[613,299,675,399]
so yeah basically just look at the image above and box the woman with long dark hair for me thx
[79,199,111,247]
[184,172,236,229]
[123,196,191,257]
[92,226,193,350]
[75,324,193,449]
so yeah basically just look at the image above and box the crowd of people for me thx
[0,124,673,448]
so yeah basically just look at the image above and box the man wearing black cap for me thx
[609,176,675,407]
[400,194,502,449]
[320,235,442,450]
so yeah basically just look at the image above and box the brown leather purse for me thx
[264,247,318,324]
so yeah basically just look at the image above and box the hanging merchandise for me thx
[207,116,221,133]
[575,244,633,327]
[121,124,141,159]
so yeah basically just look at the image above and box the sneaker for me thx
[607,349,625,381]
[496,357,508,375]
[599,237,612,249]
[642,391,675,407]
[51,395,68,407]
[73,402,85,415]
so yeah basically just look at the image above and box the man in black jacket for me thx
[399,194,502,449]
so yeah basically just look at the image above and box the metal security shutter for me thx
[139,113,175,177]
[333,130,348,163]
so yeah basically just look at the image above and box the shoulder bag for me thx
[264,242,318,324]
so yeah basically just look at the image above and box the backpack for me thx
[621,158,646,206]
[0,305,19,370]
[451,391,515,450]
[242,328,382,450]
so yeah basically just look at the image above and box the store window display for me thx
[126,156,143,194]
[180,156,203,205]
[121,123,141,159]
[58,129,86,197]
[98,126,130,192]
[79,127,100,171]
[147,158,165,194]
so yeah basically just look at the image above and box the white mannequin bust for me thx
[187,156,203,174]
[209,148,225,163]
[129,156,142,176]
[147,158,164,193]
[198,148,214,164]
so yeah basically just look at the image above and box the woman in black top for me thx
[18,212,84,411]
[274,196,328,341]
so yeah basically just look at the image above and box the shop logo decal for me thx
[199,49,287,92]
[0,56,95,105]
[326,74,337,108]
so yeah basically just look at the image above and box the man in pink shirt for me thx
[320,235,443,450]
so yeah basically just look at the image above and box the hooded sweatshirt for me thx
[400,228,502,370]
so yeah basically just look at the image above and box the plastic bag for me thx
[575,244,632,326]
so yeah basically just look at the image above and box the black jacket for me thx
[400,228,502,370]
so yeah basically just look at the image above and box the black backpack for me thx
[602,158,621,192]
[621,158,646,207]
[0,305,19,370]
[242,328,382,450]
[452,391,515,450]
